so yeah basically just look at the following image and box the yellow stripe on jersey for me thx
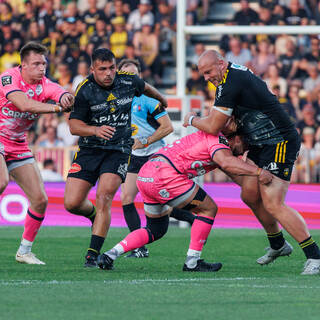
[117,70,135,76]
[278,142,284,164]
[275,142,280,162]
[282,141,288,163]
[75,79,88,96]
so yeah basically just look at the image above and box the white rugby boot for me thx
[256,240,293,265]
[301,259,320,275]
[16,251,46,265]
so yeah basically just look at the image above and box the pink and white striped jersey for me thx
[0,67,67,141]
[154,130,230,178]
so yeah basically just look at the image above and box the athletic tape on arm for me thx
[212,106,233,116]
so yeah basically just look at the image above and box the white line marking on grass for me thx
[1,278,320,289]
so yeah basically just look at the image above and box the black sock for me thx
[84,205,96,223]
[267,231,285,250]
[299,236,320,259]
[87,235,105,257]
[170,208,195,225]
[123,203,141,232]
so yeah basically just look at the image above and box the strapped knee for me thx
[144,215,169,243]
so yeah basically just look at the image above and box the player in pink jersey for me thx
[97,131,273,272]
[0,42,74,265]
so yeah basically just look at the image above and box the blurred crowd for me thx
[1,0,320,183]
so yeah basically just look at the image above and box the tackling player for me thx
[97,131,272,272]
[0,42,74,264]
[183,50,320,275]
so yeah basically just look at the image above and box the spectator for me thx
[277,37,300,80]
[38,0,63,37]
[257,5,279,25]
[57,113,78,147]
[190,43,206,65]
[233,0,259,25]
[63,46,91,78]
[0,20,22,54]
[225,37,252,66]
[133,20,161,83]
[0,41,20,73]
[127,0,154,32]
[248,39,276,77]
[155,0,176,36]
[303,63,320,94]
[0,2,13,23]
[72,61,89,94]
[108,0,129,21]
[64,1,81,21]
[81,0,106,36]
[299,36,320,78]
[158,17,175,56]
[296,104,320,139]
[186,0,199,25]
[284,0,309,25]
[265,63,288,98]
[36,114,59,140]
[18,0,39,36]
[26,21,42,43]
[286,82,306,122]
[186,64,206,95]
[90,18,109,50]
[109,16,129,59]
[37,126,64,148]
[61,17,81,53]
[55,62,73,92]
[40,159,64,182]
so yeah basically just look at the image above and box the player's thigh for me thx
[64,177,92,205]
[121,172,139,201]
[97,172,122,199]
[0,154,9,192]
[10,162,47,204]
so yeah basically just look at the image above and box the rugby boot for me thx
[97,253,114,270]
[125,246,149,258]
[256,240,293,265]
[183,259,222,272]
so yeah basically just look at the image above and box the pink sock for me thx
[189,216,214,251]
[22,209,45,242]
[119,228,150,253]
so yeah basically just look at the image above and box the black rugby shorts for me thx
[127,154,150,174]
[67,147,131,185]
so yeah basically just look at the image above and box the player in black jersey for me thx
[64,48,168,267]
[183,50,320,275]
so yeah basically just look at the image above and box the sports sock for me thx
[299,236,320,259]
[170,208,195,225]
[19,209,44,254]
[108,229,150,259]
[87,235,105,257]
[84,205,96,224]
[185,215,214,268]
[267,231,285,250]
[123,203,141,232]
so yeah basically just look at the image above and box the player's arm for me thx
[133,113,173,150]
[143,82,168,108]
[212,148,272,184]
[7,91,66,114]
[69,119,115,140]
[183,106,232,136]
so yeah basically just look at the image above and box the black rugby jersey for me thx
[214,62,296,145]
[70,71,145,153]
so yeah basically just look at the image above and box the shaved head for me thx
[197,50,228,87]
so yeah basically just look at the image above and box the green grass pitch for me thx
[1,226,320,320]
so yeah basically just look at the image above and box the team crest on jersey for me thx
[35,85,43,95]
[219,136,229,146]
[69,163,82,174]
[109,103,116,113]
[1,75,12,86]
[283,168,290,177]
[107,93,117,101]
[264,162,279,174]
[117,163,128,178]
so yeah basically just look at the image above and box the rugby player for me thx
[183,50,320,275]
[64,48,169,267]
[118,59,195,258]
[97,130,273,272]
[0,42,74,264]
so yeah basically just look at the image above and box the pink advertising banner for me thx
[1,182,320,229]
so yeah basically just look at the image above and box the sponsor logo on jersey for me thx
[17,152,33,158]
[216,85,223,99]
[120,80,132,85]
[1,107,38,120]
[264,162,279,174]
[27,89,34,97]
[116,97,133,106]
[1,75,12,86]
[91,102,108,111]
[35,85,43,95]
[219,135,229,146]
[159,189,169,198]
[137,176,154,183]
[107,93,117,101]
[69,163,82,174]
[131,124,138,136]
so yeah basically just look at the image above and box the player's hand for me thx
[60,93,75,111]
[132,138,144,150]
[258,169,273,185]
[183,112,196,127]
[94,125,116,140]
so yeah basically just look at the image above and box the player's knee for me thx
[33,194,48,213]
[120,191,135,205]
[145,215,169,242]
[64,197,80,213]
[263,201,284,217]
